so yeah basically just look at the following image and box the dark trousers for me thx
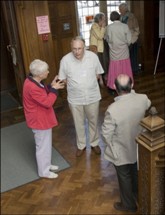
[114,162,138,209]
[129,42,139,74]
[97,52,109,75]
[97,39,109,83]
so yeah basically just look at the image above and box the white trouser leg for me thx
[68,103,86,150]
[32,128,52,177]
[84,101,100,147]
[69,101,100,149]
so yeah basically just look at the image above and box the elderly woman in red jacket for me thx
[23,59,64,179]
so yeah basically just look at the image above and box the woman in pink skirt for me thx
[105,11,133,93]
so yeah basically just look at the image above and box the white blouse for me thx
[105,21,132,61]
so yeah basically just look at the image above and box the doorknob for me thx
[7,45,17,65]
[7,44,12,52]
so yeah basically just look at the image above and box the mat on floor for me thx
[1,121,70,193]
[1,92,20,112]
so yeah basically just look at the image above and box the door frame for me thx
[1,1,26,103]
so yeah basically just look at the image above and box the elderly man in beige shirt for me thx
[58,36,104,157]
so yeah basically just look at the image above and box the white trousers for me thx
[32,128,52,177]
[69,101,100,150]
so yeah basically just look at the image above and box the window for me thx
[76,1,100,46]
[107,1,126,24]
[76,0,126,47]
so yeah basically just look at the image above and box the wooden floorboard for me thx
[1,71,165,215]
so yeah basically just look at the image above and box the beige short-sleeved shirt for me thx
[58,50,104,105]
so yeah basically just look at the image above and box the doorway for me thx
[1,20,20,112]
[1,1,25,112]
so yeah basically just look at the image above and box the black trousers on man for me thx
[114,162,138,210]
[129,42,139,74]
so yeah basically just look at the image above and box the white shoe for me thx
[50,165,59,171]
[47,172,58,179]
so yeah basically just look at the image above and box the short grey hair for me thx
[94,12,105,23]
[29,59,49,76]
[119,3,128,11]
[71,36,85,45]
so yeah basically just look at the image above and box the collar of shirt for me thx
[114,90,135,101]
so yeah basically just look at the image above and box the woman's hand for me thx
[51,75,59,85]
[51,76,65,89]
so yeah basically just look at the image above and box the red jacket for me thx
[23,76,58,129]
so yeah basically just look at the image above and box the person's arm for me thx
[94,53,104,86]
[101,110,116,145]
[128,13,140,43]
[125,25,132,45]
[97,74,104,88]
[104,26,109,42]
[91,23,106,40]
[58,58,67,84]
[146,96,151,109]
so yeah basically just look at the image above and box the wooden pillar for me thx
[99,1,108,25]
[136,107,165,215]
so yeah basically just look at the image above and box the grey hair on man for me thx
[71,36,86,46]
[119,2,129,11]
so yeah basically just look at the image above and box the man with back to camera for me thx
[101,74,151,212]
[58,36,104,157]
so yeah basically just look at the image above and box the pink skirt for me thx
[107,58,134,89]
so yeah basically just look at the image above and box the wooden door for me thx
[1,1,25,104]
[1,14,16,91]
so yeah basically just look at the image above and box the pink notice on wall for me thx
[36,15,51,35]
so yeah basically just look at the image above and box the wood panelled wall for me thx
[0,18,16,91]
[14,0,78,85]
[132,0,165,72]
[2,0,164,99]
[13,0,165,78]
[48,1,78,70]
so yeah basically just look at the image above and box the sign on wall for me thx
[36,15,51,35]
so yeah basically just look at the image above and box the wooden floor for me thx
[1,71,165,215]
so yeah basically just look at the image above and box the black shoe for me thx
[114,202,137,212]
[91,146,101,155]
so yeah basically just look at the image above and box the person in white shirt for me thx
[105,11,133,94]
[58,36,104,157]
